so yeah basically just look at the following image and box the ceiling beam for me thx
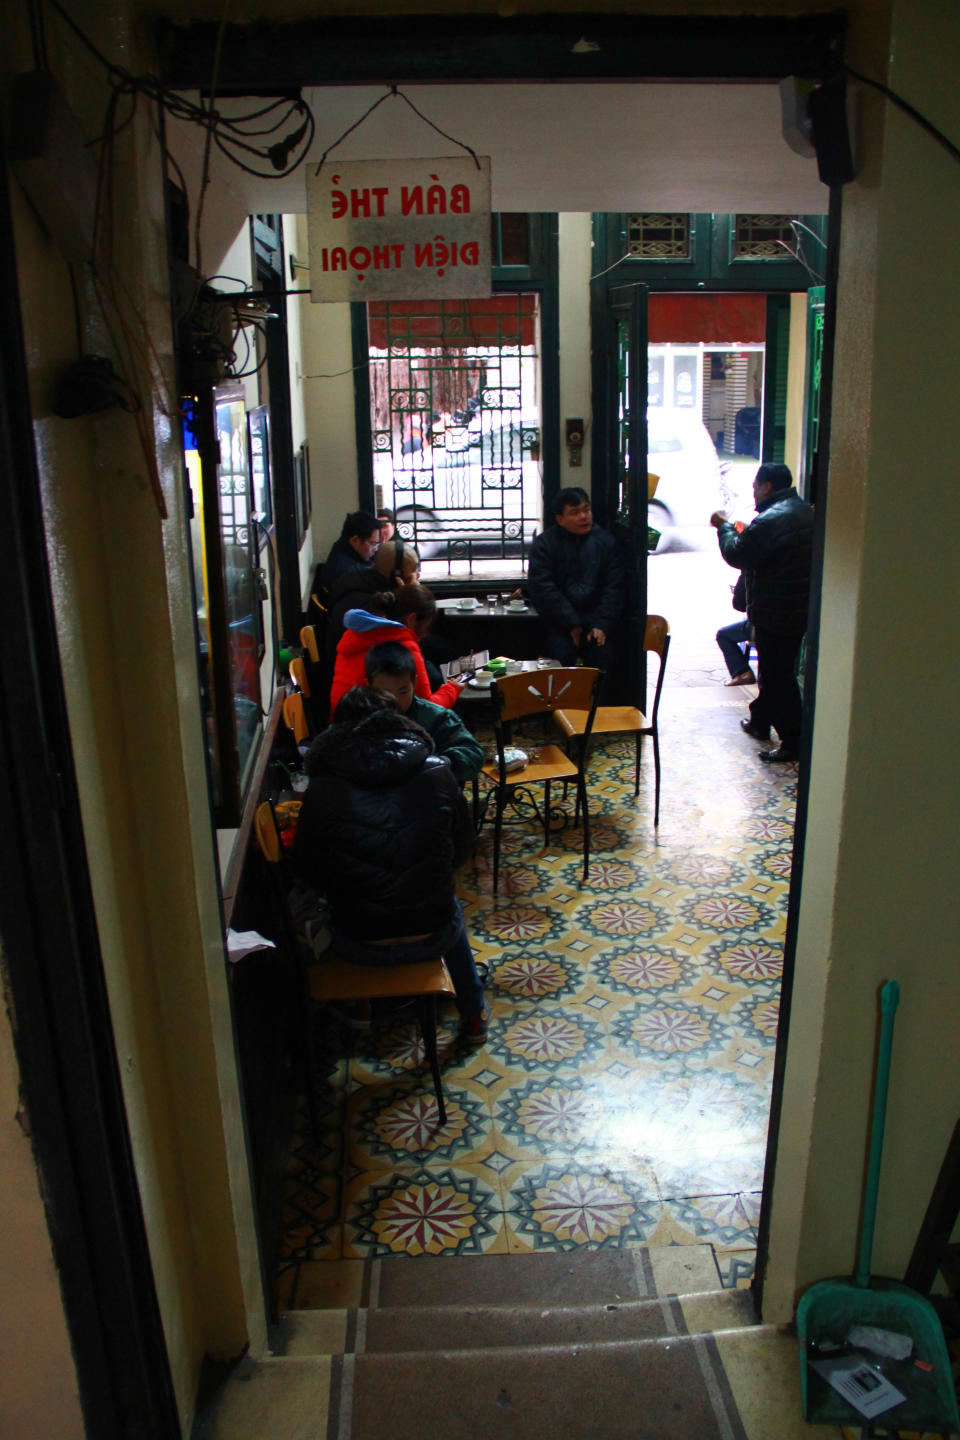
[157,12,845,92]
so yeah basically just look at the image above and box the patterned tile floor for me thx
[276,642,798,1303]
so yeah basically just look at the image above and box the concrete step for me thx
[279,1285,756,1357]
[203,1324,836,1440]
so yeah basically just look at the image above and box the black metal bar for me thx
[157,13,844,90]
[0,122,181,1440]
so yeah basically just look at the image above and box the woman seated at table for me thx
[293,686,489,1043]
[329,581,465,716]
[365,641,483,785]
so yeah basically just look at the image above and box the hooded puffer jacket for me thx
[717,488,815,635]
[329,609,460,716]
[292,712,474,940]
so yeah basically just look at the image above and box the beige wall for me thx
[0,967,85,1440]
[1,2,265,1430]
[765,0,960,1318]
[557,214,594,494]
[294,212,362,577]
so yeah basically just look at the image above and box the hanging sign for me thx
[306,156,491,303]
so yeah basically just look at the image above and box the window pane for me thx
[368,296,542,578]
[215,385,260,788]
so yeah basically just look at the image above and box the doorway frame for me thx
[0,20,844,1417]
[155,6,842,1319]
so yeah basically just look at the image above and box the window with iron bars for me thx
[368,294,543,577]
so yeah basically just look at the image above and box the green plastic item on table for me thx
[487,657,508,675]
[278,646,293,675]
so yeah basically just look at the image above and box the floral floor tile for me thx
[278,694,794,1283]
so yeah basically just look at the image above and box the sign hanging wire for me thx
[314,84,481,175]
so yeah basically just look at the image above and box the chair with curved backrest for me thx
[282,691,311,745]
[254,800,456,1125]
[479,667,600,894]
[299,625,319,664]
[299,620,331,729]
[553,616,670,826]
[288,656,310,698]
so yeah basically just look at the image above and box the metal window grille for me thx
[626,213,690,259]
[368,296,542,574]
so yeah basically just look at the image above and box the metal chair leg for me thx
[634,731,642,797]
[653,730,661,826]
[492,787,505,893]
[579,774,591,884]
[417,994,446,1125]
[543,778,552,846]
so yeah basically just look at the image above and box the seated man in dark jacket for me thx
[527,487,625,675]
[711,462,814,763]
[322,510,381,586]
[292,687,489,1042]
[325,538,421,663]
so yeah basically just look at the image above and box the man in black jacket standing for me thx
[527,487,625,675]
[711,463,814,763]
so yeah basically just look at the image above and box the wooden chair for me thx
[288,656,310,698]
[299,624,320,664]
[299,621,331,729]
[479,667,600,894]
[553,616,670,826]
[306,956,455,1125]
[254,801,456,1126]
[282,691,311,745]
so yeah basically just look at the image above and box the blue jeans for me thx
[716,619,754,678]
[332,899,483,1018]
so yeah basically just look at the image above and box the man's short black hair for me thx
[553,486,590,517]
[365,641,417,683]
[755,463,793,492]
[340,509,381,541]
[376,506,396,524]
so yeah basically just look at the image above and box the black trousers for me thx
[749,627,804,749]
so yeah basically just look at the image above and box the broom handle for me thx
[855,980,900,1288]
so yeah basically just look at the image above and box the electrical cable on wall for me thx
[844,64,960,169]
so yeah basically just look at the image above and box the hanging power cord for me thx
[843,63,960,169]
[40,0,316,515]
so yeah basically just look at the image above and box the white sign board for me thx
[306,156,491,303]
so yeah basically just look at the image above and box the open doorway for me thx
[156,22,836,1327]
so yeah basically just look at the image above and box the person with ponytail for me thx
[328,581,466,715]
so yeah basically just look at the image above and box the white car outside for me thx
[646,406,726,543]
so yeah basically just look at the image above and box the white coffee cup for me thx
[508,599,525,611]
[457,597,478,610]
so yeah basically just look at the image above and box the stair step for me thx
[369,1245,659,1312]
[329,1328,781,1440]
[280,1286,756,1357]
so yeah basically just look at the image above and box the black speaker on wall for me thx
[808,76,856,186]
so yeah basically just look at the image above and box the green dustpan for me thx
[796,981,960,1430]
